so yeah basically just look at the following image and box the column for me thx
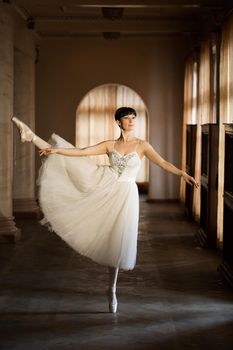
[13,26,39,217]
[0,2,21,242]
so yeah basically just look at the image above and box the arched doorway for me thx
[76,83,149,184]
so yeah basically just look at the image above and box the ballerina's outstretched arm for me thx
[39,141,112,157]
[142,141,199,188]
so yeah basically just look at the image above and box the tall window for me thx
[181,34,218,218]
[199,34,218,125]
[76,84,149,183]
[218,14,233,243]
[180,55,198,202]
[193,35,219,218]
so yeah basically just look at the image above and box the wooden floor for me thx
[0,197,233,350]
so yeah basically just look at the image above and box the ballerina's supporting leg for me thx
[12,116,51,149]
[107,266,119,313]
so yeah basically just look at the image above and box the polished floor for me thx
[0,198,233,350]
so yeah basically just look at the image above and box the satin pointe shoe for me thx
[106,288,118,313]
[11,116,35,142]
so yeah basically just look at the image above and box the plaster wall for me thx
[36,36,188,199]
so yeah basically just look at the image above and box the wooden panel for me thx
[218,127,233,287]
[185,125,196,217]
[223,131,233,262]
[197,124,218,247]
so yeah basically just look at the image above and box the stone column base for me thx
[0,217,21,243]
[13,198,40,219]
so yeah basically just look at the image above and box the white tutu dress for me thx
[37,134,141,270]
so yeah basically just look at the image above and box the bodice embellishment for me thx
[111,150,136,176]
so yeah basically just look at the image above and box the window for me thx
[218,14,233,243]
[76,84,149,183]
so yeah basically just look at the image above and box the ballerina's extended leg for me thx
[107,266,119,313]
[12,116,51,149]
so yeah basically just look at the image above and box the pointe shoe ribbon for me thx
[11,116,35,142]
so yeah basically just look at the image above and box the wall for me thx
[36,35,189,199]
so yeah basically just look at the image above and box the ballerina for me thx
[12,107,198,313]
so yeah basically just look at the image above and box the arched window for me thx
[76,84,149,183]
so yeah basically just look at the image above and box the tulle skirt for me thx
[37,134,139,270]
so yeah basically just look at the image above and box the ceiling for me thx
[11,0,232,39]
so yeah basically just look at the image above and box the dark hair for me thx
[114,107,137,121]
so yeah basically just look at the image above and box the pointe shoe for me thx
[11,116,35,142]
[106,288,118,313]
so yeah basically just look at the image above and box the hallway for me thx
[0,198,232,350]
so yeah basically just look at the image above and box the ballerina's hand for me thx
[182,172,199,188]
[39,148,58,157]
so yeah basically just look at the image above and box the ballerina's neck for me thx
[118,130,136,143]
[117,135,137,143]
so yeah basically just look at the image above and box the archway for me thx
[76,83,149,184]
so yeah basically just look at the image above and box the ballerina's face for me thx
[118,114,137,131]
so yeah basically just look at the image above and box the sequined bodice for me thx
[109,149,141,182]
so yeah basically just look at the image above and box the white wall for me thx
[36,36,188,199]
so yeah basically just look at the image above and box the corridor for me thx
[0,198,232,350]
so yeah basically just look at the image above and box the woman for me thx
[12,107,198,313]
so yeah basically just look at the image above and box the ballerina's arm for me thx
[39,141,110,157]
[143,142,199,188]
